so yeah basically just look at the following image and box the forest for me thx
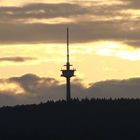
[0,98,140,139]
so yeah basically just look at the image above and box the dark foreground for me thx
[0,99,140,139]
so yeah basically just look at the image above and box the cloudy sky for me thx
[0,0,140,106]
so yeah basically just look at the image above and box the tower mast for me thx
[61,28,76,101]
[67,28,69,64]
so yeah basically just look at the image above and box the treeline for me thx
[0,98,140,139]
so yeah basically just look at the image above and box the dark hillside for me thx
[0,99,140,139]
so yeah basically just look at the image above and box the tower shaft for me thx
[66,77,71,101]
[66,60,71,101]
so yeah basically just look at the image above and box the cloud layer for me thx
[0,73,140,106]
[0,0,139,47]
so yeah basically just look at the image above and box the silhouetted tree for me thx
[0,98,140,139]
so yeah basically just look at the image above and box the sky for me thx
[0,0,140,106]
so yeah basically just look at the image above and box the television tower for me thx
[61,28,76,101]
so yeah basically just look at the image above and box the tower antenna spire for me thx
[61,28,76,102]
[67,28,69,63]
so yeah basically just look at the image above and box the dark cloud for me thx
[0,2,128,22]
[88,78,140,99]
[0,2,124,20]
[0,21,139,44]
[0,74,139,106]
[124,0,140,9]
[0,3,88,19]
[0,73,86,106]
[0,56,36,62]
[0,1,139,46]
[124,40,140,48]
